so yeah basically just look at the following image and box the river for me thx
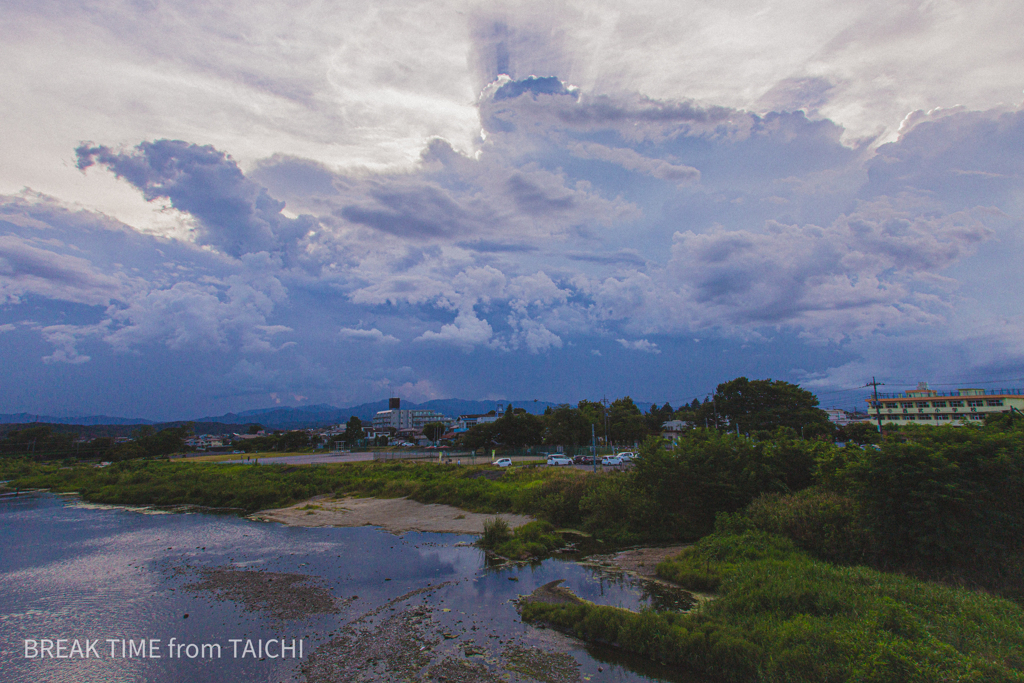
[0,491,706,683]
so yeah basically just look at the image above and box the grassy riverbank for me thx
[522,530,1024,683]
[0,458,635,536]
[6,423,1024,681]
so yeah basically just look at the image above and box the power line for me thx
[877,377,1024,387]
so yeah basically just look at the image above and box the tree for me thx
[247,423,264,435]
[278,430,310,451]
[632,431,790,534]
[698,377,829,434]
[837,422,881,445]
[644,402,674,433]
[422,422,447,443]
[542,404,591,448]
[114,425,191,460]
[608,397,647,444]
[342,416,364,446]
[479,410,543,448]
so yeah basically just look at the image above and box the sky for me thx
[2,0,1024,420]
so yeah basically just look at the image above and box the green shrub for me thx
[479,517,512,548]
[568,531,1024,683]
[717,488,872,564]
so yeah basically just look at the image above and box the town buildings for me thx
[370,398,452,435]
[866,383,1024,425]
[825,409,873,426]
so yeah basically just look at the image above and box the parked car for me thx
[572,454,597,465]
[546,455,573,466]
[616,452,636,462]
[494,458,513,467]
[601,455,624,466]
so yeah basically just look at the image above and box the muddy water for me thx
[0,492,709,683]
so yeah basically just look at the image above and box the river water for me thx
[0,492,705,683]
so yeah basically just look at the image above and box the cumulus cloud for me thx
[617,338,661,354]
[39,324,102,365]
[338,327,400,344]
[415,308,495,350]
[103,275,288,354]
[667,201,993,338]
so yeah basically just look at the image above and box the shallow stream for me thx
[0,492,708,683]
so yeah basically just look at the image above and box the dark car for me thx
[572,454,597,465]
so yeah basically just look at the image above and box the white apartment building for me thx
[371,398,452,432]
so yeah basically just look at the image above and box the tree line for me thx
[458,377,837,450]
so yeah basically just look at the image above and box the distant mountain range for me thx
[3,398,640,431]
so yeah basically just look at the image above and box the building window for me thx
[949,400,964,407]
[932,401,946,407]
[901,402,914,408]
[916,401,929,408]
[967,400,984,407]
[986,400,1004,407]
[918,415,932,420]
[969,414,984,420]
[936,414,949,420]
[904,415,915,420]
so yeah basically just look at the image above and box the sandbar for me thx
[250,496,533,534]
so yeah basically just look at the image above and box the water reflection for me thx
[0,493,707,683]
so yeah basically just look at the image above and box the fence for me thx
[372,450,475,462]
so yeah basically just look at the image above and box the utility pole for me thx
[602,396,610,453]
[865,377,885,433]
[591,424,597,472]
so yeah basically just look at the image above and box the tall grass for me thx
[662,531,1024,682]
[525,531,1024,682]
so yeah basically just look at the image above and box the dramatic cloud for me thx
[2,3,1023,418]
[76,141,317,259]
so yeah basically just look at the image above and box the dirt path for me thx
[250,496,534,534]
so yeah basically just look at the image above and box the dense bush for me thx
[716,488,872,565]
[835,426,1024,569]
[522,531,1024,683]
[631,431,814,535]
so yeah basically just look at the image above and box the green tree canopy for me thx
[342,416,364,446]
[422,421,447,443]
[608,397,647,444]
[698,377,829,433]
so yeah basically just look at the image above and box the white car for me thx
[617,452,636,462]
[601,455,624,466]
[546,455,573,466]
[494,458,513,467]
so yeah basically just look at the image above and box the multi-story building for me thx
[371,398,453,433]
[866,383,1024,425]
[825,409,873,426]
[451,412,500,434]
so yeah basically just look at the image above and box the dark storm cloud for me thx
[565,250,646,266]
[337,183,479,239]
[76,140,316,258]
[456,240,539,253]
